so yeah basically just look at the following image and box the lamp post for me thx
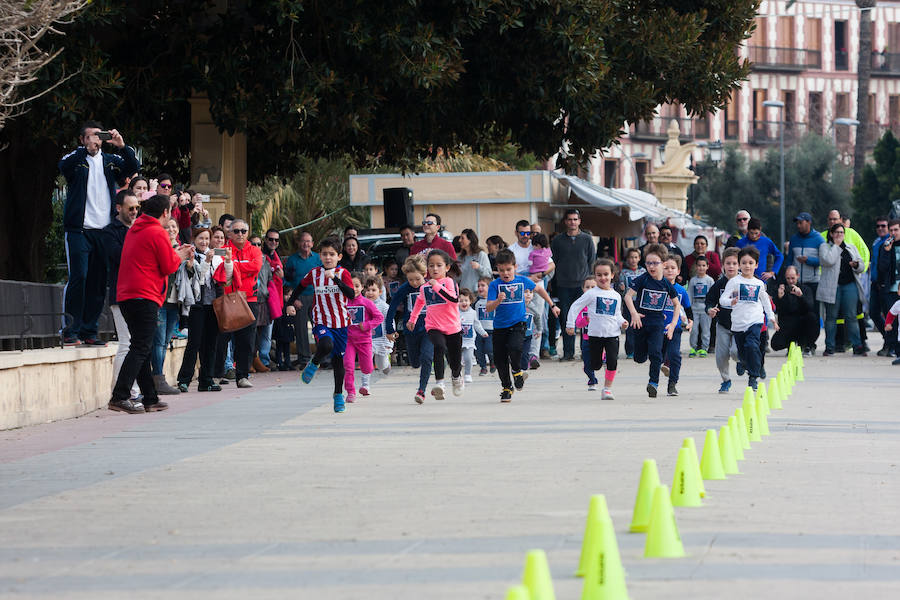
[832,117,860,175]
[620,151,648,189]
[763,100,786,248]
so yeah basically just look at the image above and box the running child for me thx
[366,275,393,375]
[343,273,384,402]
[520,287,538,371]
[474,276,496,375]
[688,255,714,357]
[567,260,628,399]
[617,248,646,358]
[575,276,598,390]
[486,249,560,402]
[407,249,465,398]
[386,255,434,404]
[723,246,778,390]
[289,237,356,413]
[623,244,682,398]
[459,288,489,383]
[705,247,741,393]
[660,255,692,396]
[363,259,387,302]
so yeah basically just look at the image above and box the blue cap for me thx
[793,212,812,222]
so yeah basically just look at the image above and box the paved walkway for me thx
[2,341,899,599]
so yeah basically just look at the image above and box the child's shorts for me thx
[313,325,348,358]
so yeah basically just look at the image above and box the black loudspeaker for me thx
[383,187,414,229]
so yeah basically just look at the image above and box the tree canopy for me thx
[852,130,900,236]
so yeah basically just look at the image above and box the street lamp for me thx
[620,151,648,189]
[832,117,860,173]
[763,100,786,248]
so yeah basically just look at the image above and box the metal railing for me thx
[630,117,700,141]
[871,52,900,76]
[748,45,822,70]
[749,120,806,145]
[835,49,849,71]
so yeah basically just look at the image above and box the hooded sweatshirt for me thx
[116,213,182,306]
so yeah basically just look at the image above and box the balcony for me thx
[630,117,702,141]
[748,46,822,71]
[871,52,900,77]
[750,120,806,145]
[835,49,849,71]
[724,120,739,140]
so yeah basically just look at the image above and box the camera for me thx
[213,248,227,257]
[97,131,112,141]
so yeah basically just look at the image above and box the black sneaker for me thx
[198,383,222,392]
[177,382,189,393]
[513,370,528,390]
[500,388,513,402]
[736,362,745,376]
[760,366,767,379]
[529,357,541,369]
[63,337,81,347]
[144,400,169,412]
[667,382,678,396]
[108,398,144,414]
[877,347,892,357]
[822,349,834,356]
[647,383,658,398]
[853,346,868,356]
[81,338,107,347]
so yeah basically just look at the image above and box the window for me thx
[635,160,649,191]
[808,92,823,135]
[835,93,851,142]
[603,159,618,188]
[835,20,848,70]
[724,89,739,139]
[782,91,796,123]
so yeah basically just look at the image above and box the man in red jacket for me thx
[110,194,193,413]
[213,218,263,388]
[409,212,457,260]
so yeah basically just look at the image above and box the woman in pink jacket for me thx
[344,273,384,403]
[407,250,464,399]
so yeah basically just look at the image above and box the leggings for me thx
[428,329,463,380]
[588,336,619,371]
[492,322,526,389]
[581,337,596,384]
[312,336,346,395]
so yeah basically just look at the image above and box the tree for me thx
[0,0,87,132]
[1,0,758,282]
[852,130,900,236]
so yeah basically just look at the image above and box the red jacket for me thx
[214,240,264,302]
[117,213,182,306]
[409,235,457,261]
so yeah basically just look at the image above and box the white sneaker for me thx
[382,366,391,375]
[237,377,253,388]
[451,376,464,396]
[587,383,597,391]
[431,381,445,400]
[601,387,615,400]
[464,374,473,384]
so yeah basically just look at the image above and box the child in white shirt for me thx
[459,288,488,382]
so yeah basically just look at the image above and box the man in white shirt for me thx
[58,121,140,346]
[511,219,533,275]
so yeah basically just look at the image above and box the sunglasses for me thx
[877,223,888,227]
[422,220,437,226]
[232,228,248,234]
[251,242,261,246]
[266,237,280,243]
[736,217,749,221]
[159,183,172,189]
[518,231,532,236]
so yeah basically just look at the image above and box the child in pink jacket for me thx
[407,249,464,399]
[344,273,384,402]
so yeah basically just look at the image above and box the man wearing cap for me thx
[786,212,825,299]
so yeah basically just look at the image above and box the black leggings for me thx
[492,322,526,389]
[312,336,346,395]
[588,336,619,371]
[428,330,463,380]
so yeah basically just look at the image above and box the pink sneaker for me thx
[359,387,370,396]
[346,394,357,403]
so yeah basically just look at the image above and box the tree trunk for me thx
[0,118,59,281]
[854,0,877,183]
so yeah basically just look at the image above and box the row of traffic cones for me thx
[506,342,806,599]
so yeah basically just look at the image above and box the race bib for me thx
[315,284,340,295]
[423,285,447,305]
[498,282,524,304]
[524,313,534,336]
[693,283,709,298]
[347,306,364,325]
[478,306,495,321]
[638,288,668,312]
[462,323,474,339]
[388,281,400,296]
[739,283,761,302]
[407,291,427,314]
[371,323,384,338]
[595,296,618,316]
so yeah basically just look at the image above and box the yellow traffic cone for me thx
[742,389,761,442]
[629,459,661,533]
[734,407,751,449]
[769,378,783,410]
[522,550,555,600]
[506,585,532,600]
[671,447,703,507]
[681,437,707,497]
[718,424,740,474]
[728,415,745,461]
[577,495,610,577]
[756,390,771,436]
[756,383,771,416]
[580,508,629,600]
[700,429,726,480]
[644,485,685,558]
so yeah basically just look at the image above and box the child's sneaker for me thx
[626,353,634,359]
[513,370,528,390]
[414,389,425,404]
[489,363,496,374]
[451,376,464,396]
[529,356,541,369]
[382,366,391,375]
[646,382,658,398]
[479,367,488,376]
[667,382,678,396]
[587,383,597,391]
[333,393,346,413]
[688,349,697,357]
[464,374,473,383]
[601,387,615,400]
[736,362,745,376]
[660,364,670,377]
[500,388,513,402]
[432,381,445,400]
[359,387,370,396]
[759,366,767,379]
[749,377,758,391]
[698,349,708,357]
[301,361,319,384]
[718,379,732,394]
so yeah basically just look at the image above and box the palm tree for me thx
[853,0,877,183]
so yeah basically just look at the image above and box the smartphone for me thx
[213,248,227,257]
[97,131,112,141]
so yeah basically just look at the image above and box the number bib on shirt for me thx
[347,306,364,325]
[407,291,427,314]
[595,296,618,316]
[422,285,447,305]
[478,306,495,321]
[524,313,534,336]
[498,282,524,303]
[638,288,668,311]
[739,283,760,302]
[693,283,709,299]
[371,323,384,339]
[462,323,474,339]
[388,281,400,296]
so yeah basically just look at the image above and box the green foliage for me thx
[852,130,900,237]
[694,134,851,240]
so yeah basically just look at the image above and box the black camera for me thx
[97,131,113,141]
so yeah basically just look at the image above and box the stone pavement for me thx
[1,342,900,599]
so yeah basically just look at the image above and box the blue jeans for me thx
[662,327,683,383]
[734,323,763,379]
[825,283,862,351]
[258,322,274,366]
[556,286,582,358]
[475,333,494,369]
[62,229,108,340]
[633,320,665,384]
[405,328,434,392]
[520,335,533,370]
[581,337,597,384]
[152,305,180,375]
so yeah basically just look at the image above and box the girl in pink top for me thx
[407,249,464,399]
[344,274,384,403]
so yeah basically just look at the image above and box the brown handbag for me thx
[213,288,256,332]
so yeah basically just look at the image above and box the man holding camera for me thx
[771,266,820,354]
[58,121,140,346]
